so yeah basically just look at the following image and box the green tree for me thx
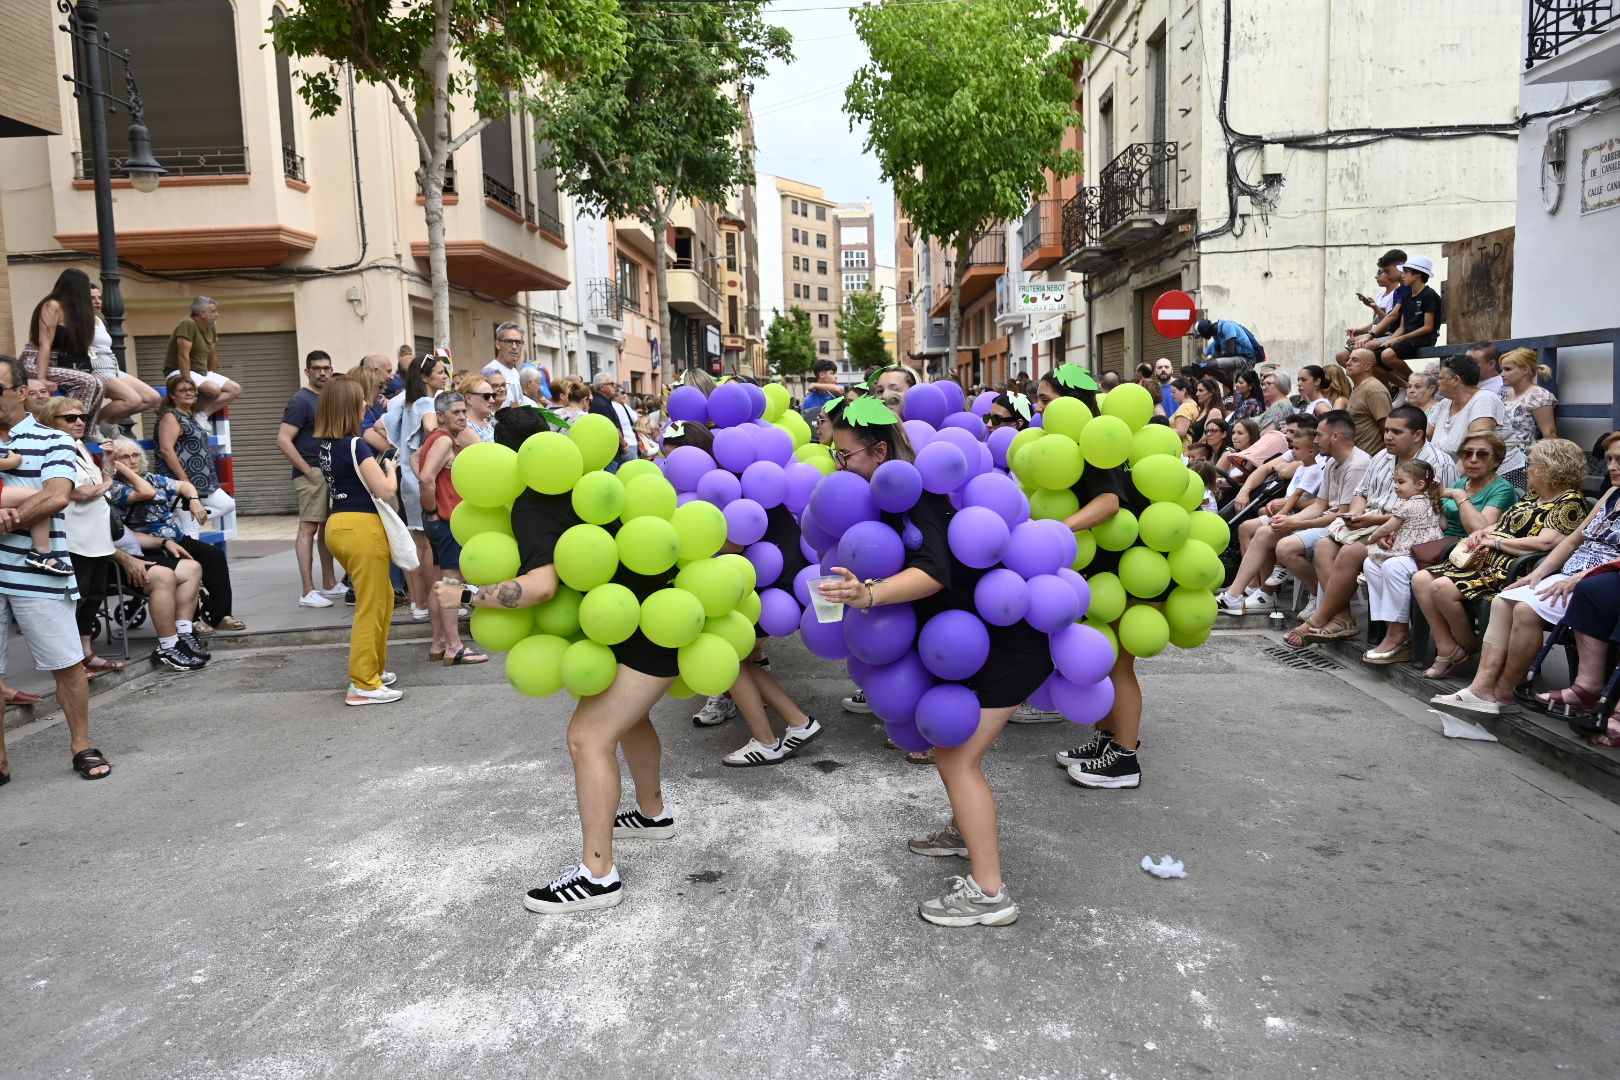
[537,3,791,375]
[846,0,1084,371]
[837,287,891,372]
[764,306,816,380]
[270,0,624,346]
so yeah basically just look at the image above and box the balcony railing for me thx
[73,145,249,179]
[1062,187,1101,255]
[671,258,721,311]
[1097,141,1178,236]
[483,173,520,213]
[1020,199,1062,260]
[965,230,1007,268]
[282,144,305,182]
[587,278,622,322]
[1528,0,1619,67]
[416,165,457,197]
[532,200,564,239]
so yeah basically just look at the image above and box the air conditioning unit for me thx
[646,325,656,340]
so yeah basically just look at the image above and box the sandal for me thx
[1538,684,1601,715]
[1423,646,1469,680]
[194,620,217,637]
[217,616,247,632]
[1590,723,1620,749]
[84,655,125,675]
[1314,618,1360,641]
[4,688,43,706]
[70,747,112,780]
[906,749,935,765]
[24,551,75,576]
[443,646,489,666]
[1281,625,1317,648]
[428,648,445,662]
[1363,644,1413,665]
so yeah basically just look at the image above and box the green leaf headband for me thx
[1052,363,1099,392]
[821,396,848,418]
[843,397,899,426]
[537,407,570,430]
[1006,392,1033,421]
[662,421,688,441]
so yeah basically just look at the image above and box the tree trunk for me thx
[949,238,968,388]
[427,3,453,349]
[653,208,674,382]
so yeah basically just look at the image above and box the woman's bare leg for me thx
[931,705,1016,894]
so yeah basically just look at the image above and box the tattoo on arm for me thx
[492,581,522,608]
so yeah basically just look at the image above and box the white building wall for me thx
[754,172,785,320]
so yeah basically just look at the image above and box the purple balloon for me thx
[837,519,906,580]
[1003,520,1066,579]
[870,459,923,514]
[708,382,752,428]
[947,506,1011,570]
[1037,518,1079,569]
[724,498,768,545]
[963,472,1030,527]
[1050,672,1116,726]
[843,602,917,665]
[758,587,801,637]
[917,609,991,681]
[977,443,995,477]
[1027,674,1058,712]
[934,426,987,469]
[713,425,758,473]
[1051,622,1114,685]
[864,650,933,725]
[745,540,784,588]
[973,567,1030,626]
[696,468,741,508]
[792,563,821,607]
[799,535,819,564]
[903,383,949,428]
[972,391,999,417]
[676,491,699,507]
[1055,567,1092,619]
[987,426,1018,470]
[916,441,969,495]
[1031,412,1044,428]
[798,504,836,555]
[666,385,709,424]
[742,382,768,421]
[903,419,936,451]
[754,424,794,467]
[807,470,878,538]
[915,683,980,748]
[799,604,851,660]
[784,462,822,515]
[741,460,788,509]
[936,380,966,415]
[664,445,715,493]
[847,656,876,686]
[1025,573,1081,632]
[942,411,987,441]
[886,718,933,753]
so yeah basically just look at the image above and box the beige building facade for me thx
[773,178,839,364]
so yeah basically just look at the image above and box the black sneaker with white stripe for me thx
[1055,731,1112,768]
[523,864,624,913]
[613,803,675,839]
[779,716,822,754]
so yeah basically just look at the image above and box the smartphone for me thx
[381,448,399,463]
[1356,292,1372,304]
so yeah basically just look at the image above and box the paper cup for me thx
[809,576,845,623]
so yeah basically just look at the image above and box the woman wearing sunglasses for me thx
[454,373,497,445]
[985,391,1032,432]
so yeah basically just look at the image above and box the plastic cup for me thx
[809,576,845,623]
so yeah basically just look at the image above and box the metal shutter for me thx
[1098,329,1126,378]
[1136,278,1185,372]
[134,331,301,515]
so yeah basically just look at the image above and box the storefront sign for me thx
[1032,315,1064,343]
[1014,282,1069,313]
[1582,137,1620,215]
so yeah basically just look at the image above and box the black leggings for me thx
[70,552,111,639]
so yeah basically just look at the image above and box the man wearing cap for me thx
[1194,318,1264,367]
[1357,255,1442,386]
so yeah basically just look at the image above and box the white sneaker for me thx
[1297,593,1321,623]
[1264,566,1288,589]
[380,671,397,687]
[345,684,403,706]
[721,737,791,767]
[1011,702,1065,723]
[1215,591,1247,615]
[410,604,432,622]
[1244,591,1275,612]
[841,691,871,714]
[692,694,737,727]
[316,585,347,598]
[299,590,334,609]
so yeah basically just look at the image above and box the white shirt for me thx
[1431,390,1507,459]
[481,359,524,408]
[1287,461,1325,497]
[64,443,115,557]
[1478,374,1506,397]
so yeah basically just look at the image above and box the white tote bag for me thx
[350,438,419,571]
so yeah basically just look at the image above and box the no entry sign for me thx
[1152,290,1197,338]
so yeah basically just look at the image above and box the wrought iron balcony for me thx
[483,173,520,213]
[282,144,304,182]
[1062,187,1100,253]
[587,278,623,323]
[1097,141,1179,239]
[1020,198,1063,262]
[1528,0,1620,67]
[73,145,248,179]
[533,201,564,239]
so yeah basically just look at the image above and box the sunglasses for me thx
[471,392,498,401]
[498,339,524,346]
[1459,449,1493,459]
[61,414,88,422]
[987,413,1020,427]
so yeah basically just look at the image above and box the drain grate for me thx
[1261,644,1343,672]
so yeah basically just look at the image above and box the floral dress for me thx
[1430,489,1589,599]
[1499,385,1556,488]
[1368,495,1444,566]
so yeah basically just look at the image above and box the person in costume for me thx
[986,391,1033,433]
[433,408,678,915]
[817,398,1049,927]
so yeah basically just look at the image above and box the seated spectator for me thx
[1405,370,1441,428]
[1429,353,1505,463]
[1358,255,1441,384]
[1213,419,1267,502]
[1339,251,1409,364]
[1190,458,1221,511]
[1469,341,1505,396]
[1168,379,1198,441]
[1229,414,1317,512]
[112,514,211,671]
[1410,438,1590,679]
[154,373,235,532]
[106,438,242,633]
[20,269,106,422]
[87,283,161,432]
[1297,365,1334,418]
[1429,433,1620,716]
[1322,363,1352,412]
[1216,422,1331,614]
[1199,416,1232,461]
[520,367,547,408]
[164,297,242,414]
[1226,370,1263,423]
[1255,370,1294,432]
[553,381,592,425]
[1498,348,1558,491]
[1194,317,1264,366]
[1190,377,1226,441]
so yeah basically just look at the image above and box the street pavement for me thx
[4,629,1620,1079]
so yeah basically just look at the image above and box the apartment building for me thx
[771,177,839,364]
[659,199,725,377]
[0,0,60,354]
[893,197,917,362]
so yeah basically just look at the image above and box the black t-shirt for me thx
[1073,461,1141,578]
[761,504,807,593]
[511,489,674,600]
[1399,286,1442,341]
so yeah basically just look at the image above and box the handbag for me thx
[351,438,419,571]
[1447,538,1490,572]
[1410,537,1457,570]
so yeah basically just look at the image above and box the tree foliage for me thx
[764,306,817,378]
[271,0,625,345]
[837,287,891,372]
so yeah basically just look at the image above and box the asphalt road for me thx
[3,632,1618,1079]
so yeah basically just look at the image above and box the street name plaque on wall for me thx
[1581,137,1620,215]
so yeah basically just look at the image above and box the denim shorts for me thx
[424,515,462,571]
[1295,527,1329,556]
[0,592,87,672]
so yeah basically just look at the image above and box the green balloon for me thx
[1093,508,1138,551]
[1165,585,1218,635]
[1041,397,1092,441]
[554,523,619,591]
[1188,510,1231,554]
[678,632,741,696]
[460,531,520,585]
[795,442,833,466]
[579,582,641,645]
[778,411,812,449]
[1086,572,1127,624]
[737,589,761,624]
[639,587,707,649]
[1138,502,1192,553]
[1071,528,1097,571]
[616,459,661,486]
[452,442,523,508]
[567,413,621,472]
[667,675,700,700]
[1084,617,1120,656]
[1079,414,1132,469]
[1167,538,1224,591]
[506,634,569,698]
[450,502,511,545]
[1132,455,1191,503]
[705,610,756,660]
[1029,435,1084,490]
[1008,430,1046,486]
[616,516,680,577]
[763,382,791,422]
[673,500,728,562]
[622,473,678,522]
[1099,382,1155,430]
[676,558,748,618]
[717,553,758,596]
[1130,424,1185,466]
[1030,486,1080,522]
[572,470,626,526]
[517,431,583,495]
[532,586,583,638]
[1119,547,1172,599]
[1008,426,1045,464]
[561,638,618,698]
[1119,604,1170,658]
[1175,470,1206,512]
[470,607,534,654]
[1168,622,1212,650]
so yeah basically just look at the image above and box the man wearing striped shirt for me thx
[0,355,108,783]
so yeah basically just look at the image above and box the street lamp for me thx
[58,0,166,371]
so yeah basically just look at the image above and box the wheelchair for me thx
[1513,607,1620,737]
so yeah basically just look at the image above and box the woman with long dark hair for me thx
[22,268,105,419]
[1227,369,1263,423]
[88,283,162,430]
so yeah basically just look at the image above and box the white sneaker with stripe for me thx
[779,716,822,754]
[721,737,791,768]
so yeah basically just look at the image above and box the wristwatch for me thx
[459,584,478,606]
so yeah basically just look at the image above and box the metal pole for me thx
[72,0,129,373]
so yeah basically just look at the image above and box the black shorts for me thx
[1388,336,1435,361]
[960,621,1052,709]
[614,629,679,679]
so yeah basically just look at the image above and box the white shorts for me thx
[0,592,87,672]
[167,369,230,390]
